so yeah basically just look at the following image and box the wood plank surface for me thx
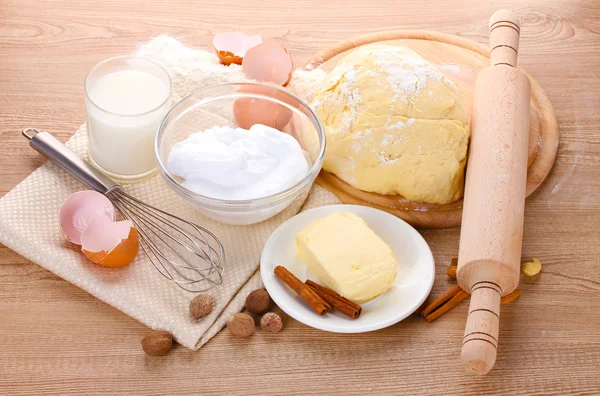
[1,0,599,394]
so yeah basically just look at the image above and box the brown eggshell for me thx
[216,51,244,66]
[213,32,262,66]
[81,217,139,268]
[233,84,295,130]
[242,41,294,86]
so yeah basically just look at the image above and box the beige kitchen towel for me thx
[0,36,341,349]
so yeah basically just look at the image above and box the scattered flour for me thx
[135,35,329,114]
[381,134,395,146]
[389,120,406,129]
[353,129,372,140]
[377,151,398,165]
[438,63,462,74]
[135,35,251,99]
[287,68,327,103]
[392,136,408,146]
[370,47,445,102]
[333,68,364,135]
[351,129,371,153]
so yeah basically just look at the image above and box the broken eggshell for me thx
[81,216,139,268]
[233,84,294,130]
[213,32,263,65]
[242,41,294,86]
[59,190,115,245]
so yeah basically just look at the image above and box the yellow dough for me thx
[313,44,470,204]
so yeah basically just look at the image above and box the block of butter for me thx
[296,212,397,303]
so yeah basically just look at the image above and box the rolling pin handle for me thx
[461,282,502,375]
[489,10,521,67]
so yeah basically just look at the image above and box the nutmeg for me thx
[522,258,542,283]
[141,331,173,356]
[189,294,214,320]
[260,312,283,333]
[227,313,255,337]
[245,289,271,314]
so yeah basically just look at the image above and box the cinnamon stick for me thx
[305,280,362,319]
[420,284,462,318]
[274,266,330,315]
[423,289,469,322]
[420,284,521,322]
[447,257,458,279]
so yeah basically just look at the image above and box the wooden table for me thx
[1,1,599,394]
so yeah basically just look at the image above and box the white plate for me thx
[260,205,435,333]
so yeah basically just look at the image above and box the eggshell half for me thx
[59,190,115,245]
[213,32,263,65]
[242,41,294,86]
[233,84,294,130]
[81,216,139,268]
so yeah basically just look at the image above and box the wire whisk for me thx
[109,189,224,292]
[23,128,225,293]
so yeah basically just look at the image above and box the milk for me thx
[86,69,170,179]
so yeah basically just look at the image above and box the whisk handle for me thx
[23,128,119,194]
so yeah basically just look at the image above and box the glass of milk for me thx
[85,56,171,182]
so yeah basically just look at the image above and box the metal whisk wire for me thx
[108,188,225,292]
[23,128,225,293]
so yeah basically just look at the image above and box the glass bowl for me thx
[155,83,325,225]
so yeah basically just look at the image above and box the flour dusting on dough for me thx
[312,44,471,204]
[372,47,444,102]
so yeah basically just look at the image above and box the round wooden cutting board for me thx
[302,30,558,228]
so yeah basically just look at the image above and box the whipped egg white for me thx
[167,124,309,200]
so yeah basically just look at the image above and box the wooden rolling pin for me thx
[457,10,531,375]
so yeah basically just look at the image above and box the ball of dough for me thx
[313,44,470,204]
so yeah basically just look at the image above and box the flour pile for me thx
[135,35,326,105]
[136,35,249,99]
